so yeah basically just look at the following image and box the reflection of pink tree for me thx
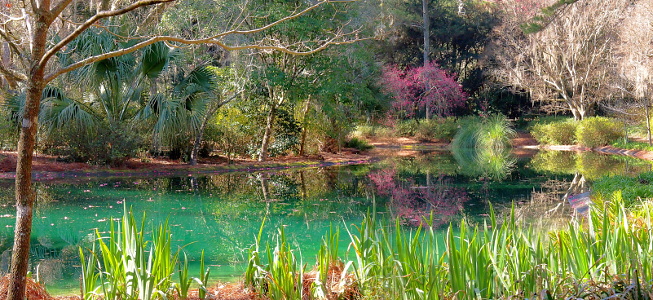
[369,169,470,227]
[381,62,467,119]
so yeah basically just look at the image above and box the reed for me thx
[249,198,653,299]
[78,205,208,300]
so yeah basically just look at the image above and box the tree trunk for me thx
[8,81,44,300]
[190,114,212,166]
[644,97,652,146]
[570,103,583,121]
[299,99,310,156]
[258,104,277,162]
[8,12,48,299]
[422,0,430,65]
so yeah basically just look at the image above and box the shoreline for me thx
[3,133,653,183]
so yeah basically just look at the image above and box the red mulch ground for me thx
[0,276,257,300]
[0,150,371,176]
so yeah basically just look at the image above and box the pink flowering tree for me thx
[381,62,467,119]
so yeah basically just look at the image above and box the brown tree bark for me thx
[8,49,47,300]
[299,98,311,156]
[258,104,277,162]
[646,98,652,146]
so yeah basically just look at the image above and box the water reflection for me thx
[453,148,516,181]
[0,149,650,294]
[530,151,653,179]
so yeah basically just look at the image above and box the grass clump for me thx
[576,117,624,148]
[452,114,515,150]
[475,114,516,149]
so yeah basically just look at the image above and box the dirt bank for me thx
[0,134,542,182]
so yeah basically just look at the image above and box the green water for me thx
[0,149,650,296]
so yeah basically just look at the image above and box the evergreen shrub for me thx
[531,119,577,145]
[576,117,623,148]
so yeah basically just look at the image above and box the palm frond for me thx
[39,86,96,131]
[141,42,173,80]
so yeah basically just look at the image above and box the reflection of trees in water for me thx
[531,151,652,180]
[515,178,577,229]
[369,169,469,227]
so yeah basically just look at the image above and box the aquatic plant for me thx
[249,198,653,299]
[78,207,209,300]
[244,221,305,299]
[245,222,358,300]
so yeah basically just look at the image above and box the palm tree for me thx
[144,66,245,165]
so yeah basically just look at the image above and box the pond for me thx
[0,148,651,296]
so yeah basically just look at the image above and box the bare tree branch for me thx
[51,0,74,19]
[0,29,26,64]
[40,0,175,69]
[46,32,366,82]
[30,0,38,13]
[208,0,355,38]
[0,63,27,82]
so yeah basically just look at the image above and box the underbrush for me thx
[353,118,458,142]
[344,137,373,151]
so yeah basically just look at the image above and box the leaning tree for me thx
[0,0,363,298]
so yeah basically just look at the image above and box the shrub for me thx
[394,119,419,137]
[40,124,147,166]
[344,137,373,151]
[531,119,577,145]
[415,117,458,142]
[576,117,624,148]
